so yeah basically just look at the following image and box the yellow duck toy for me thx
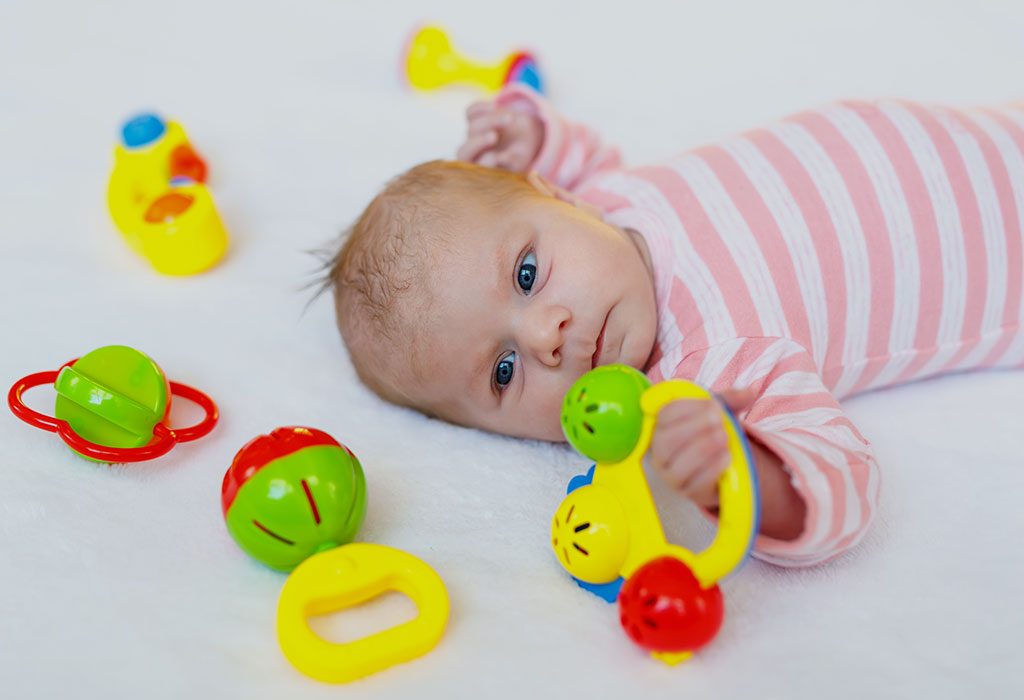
[107,113,229,275]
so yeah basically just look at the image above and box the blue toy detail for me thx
[121,113,167,149]
[574,576,624,603]
[515,61,544,93]
[566,465,595,494]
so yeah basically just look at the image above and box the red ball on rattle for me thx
[618,556,724,654]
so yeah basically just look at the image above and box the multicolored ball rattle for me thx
[403,25,544,95]
[7,345,218,463]
[222,427,449,684]
[108,113,229,275]
[222,426,368,572]
[553,365,760,664]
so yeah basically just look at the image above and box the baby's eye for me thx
[494,351,516,390]
[517,251,538,294]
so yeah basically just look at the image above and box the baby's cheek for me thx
[532,388,569,441]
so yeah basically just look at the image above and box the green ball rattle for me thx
[8,344,219,462]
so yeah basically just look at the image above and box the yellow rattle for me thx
[553,365,760,664]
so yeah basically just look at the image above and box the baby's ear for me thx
[525,171,603,219]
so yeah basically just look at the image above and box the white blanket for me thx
[2,1,1021,697]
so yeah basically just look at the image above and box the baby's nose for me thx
[522,304,571,367]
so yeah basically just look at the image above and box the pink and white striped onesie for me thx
[497,85,1024,567]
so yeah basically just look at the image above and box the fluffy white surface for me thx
[1,1,1022,697]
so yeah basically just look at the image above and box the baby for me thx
[327,85,1024,566]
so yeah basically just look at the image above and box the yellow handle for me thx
[638,381,759,586]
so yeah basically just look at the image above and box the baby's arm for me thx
[457,85,623,192]
[656,337,880,567]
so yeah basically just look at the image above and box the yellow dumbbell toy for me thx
[403,25,544,94]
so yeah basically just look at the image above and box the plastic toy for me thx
[403,25,544,95]
[222,426,368,572]
[222,427,450,684]
[8,345,218,463]
[618,556,724,653]
[552,365,759,664]
[277,543,450,684]
[107,113,229,275]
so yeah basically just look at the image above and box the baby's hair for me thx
[320,160,536,409]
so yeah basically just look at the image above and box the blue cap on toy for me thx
[513,60,544,93]
[121,113,167,148]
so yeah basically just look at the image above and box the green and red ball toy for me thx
[221,426,367,571]
[8,345,218,462]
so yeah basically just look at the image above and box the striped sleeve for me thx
[495,84,623,192]
[670,337,881,567]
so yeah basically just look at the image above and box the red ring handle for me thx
[8,366,218,463]
[166,381,219,442]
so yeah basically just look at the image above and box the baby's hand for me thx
[649,388,756,509]
[456,100,543,172]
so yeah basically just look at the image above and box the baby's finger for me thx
[466,100,495,119]
[682,448,731,507]
[658,398,711,424]
[655,407,717,442]
[493,146,528,171]
[491,148,512,170]
[650,417,720,472]
[669,431,727,492]
[456,131,498,162]
[468,110,512,137]
[717,387,757,414]
[478,150,499,168]
[503,143,536,171]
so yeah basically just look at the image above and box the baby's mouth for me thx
[591,312,609,369]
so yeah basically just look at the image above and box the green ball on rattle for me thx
[560,365,652,463]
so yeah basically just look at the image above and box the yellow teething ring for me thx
[276,543,449,684]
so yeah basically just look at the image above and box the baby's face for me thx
[409,184,658,441]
